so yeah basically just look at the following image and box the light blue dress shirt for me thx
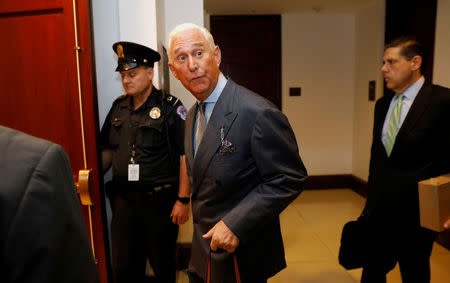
[193,73,228,152]
[382,76,425,146]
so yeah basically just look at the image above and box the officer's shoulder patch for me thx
[176,105,187,121]
[167,95,180,106]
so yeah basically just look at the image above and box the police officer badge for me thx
[149,107,161,119]
[117,44,124,59]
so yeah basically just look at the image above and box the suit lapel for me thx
[373,85,432,158]
[191,80,238,194]
[396,84,432,140]
[375,94,394,142]
[185,104,196,175]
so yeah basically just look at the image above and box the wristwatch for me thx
[177,196,190,204]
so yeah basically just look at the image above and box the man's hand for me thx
[203,220,239,253]
[444,218,450,229]
[171,155,190,225]
[170,201,189,225]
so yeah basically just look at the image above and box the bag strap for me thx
[206,249,241,283]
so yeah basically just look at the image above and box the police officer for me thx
[100,41,190,283]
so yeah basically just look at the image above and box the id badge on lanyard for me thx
[128,145,139,181]
[128,164,139,181]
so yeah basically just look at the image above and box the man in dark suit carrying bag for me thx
[361,37,450,283]
[167,23,308,283]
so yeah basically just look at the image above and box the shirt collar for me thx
[400,76,424,101]
[198,73,227,104]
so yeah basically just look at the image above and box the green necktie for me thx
[385,94,404,156]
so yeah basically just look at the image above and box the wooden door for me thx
[0,0,108,281]
[210,15,282,109]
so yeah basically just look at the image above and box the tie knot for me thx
[198,101,206,114]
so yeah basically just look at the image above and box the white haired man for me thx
[167,23,308,283]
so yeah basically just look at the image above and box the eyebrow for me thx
[173,42,205,54]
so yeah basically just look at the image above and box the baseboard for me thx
[304,174,354,190]
[305,174,449,250]
[304,174,368,197]
[349,175,368,198]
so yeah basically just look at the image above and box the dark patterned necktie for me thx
[195,102,206,155]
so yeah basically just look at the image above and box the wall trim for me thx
[306,174,448,250]
[304,174,354,190]
[305,174,368,197]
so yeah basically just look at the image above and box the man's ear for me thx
[214,46,222,67]
[146,67,154,80]
[168,63,179,80]
[411,55,422,71]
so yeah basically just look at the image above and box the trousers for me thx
[110,187,178,283]
[361,223,437,283]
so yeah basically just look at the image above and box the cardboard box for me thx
[418,174,450,232]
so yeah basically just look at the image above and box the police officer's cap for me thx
[112,41,161,72]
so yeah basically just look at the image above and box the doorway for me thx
[0,1,109,281]
[210,15,282,109]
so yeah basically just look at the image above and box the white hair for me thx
[167,23,216,63]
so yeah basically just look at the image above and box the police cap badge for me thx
[112,41,161,72]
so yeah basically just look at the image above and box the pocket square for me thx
[219,126,235,154]
[219,139,235,154]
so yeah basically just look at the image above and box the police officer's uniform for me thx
[100,41,187,283]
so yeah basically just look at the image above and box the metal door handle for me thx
[74,169,97,262]
[76,169,93,206]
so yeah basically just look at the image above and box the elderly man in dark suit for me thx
[167,23,308,283]
[0,126,99,283]
[362,37,450,283]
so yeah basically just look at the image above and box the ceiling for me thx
[204,0,378,14]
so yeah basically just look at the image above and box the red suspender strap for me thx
[206,249,241,283]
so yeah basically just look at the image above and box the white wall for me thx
[282,14,356,175]
[165,0,204,111]
[156,0,166,89]
[91,0,121,126]
[352,0,385,181]
[93,0,160,126]
[434,0,450,87]
[118,0,159,89]
[204,11,211,30]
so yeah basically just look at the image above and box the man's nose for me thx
[188,56,197,71]
[381,64,388,72]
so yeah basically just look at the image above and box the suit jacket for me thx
[366,84,450,229]
[0,126,100,283]
[185,80,307,282]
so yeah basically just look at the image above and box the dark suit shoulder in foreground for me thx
[0,126,99,283]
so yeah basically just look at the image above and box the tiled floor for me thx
[176,189,450,282]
